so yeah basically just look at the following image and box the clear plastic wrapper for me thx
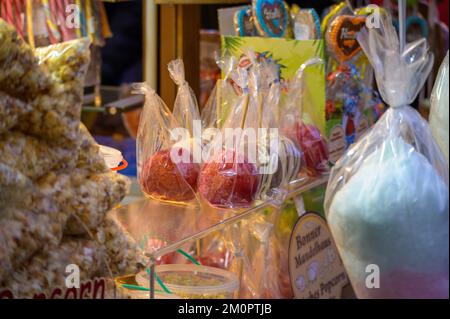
[0,165,129,281]
[0,131,77,181]
[0,24,90,147]
[168,58,202,166]
[169,59,201,132]
[24,168,130,236]
[0,196,68,283]
[135,78,199,204]
[201,55,238,131]
[0,20,51,100]
[292,8,321,40]
[64,171,130,235]
[0,28,141,297]
[321,3,353,42]
[199,55,302,209]
[238,214,279,298]
[1,209,141,298]
[0,93,31,135]
[198,232,235,270]
[0,162,33,207]
[219,208,290,299]
[95,216,145,276]
[281,58,329,178]
[234,6,256,37]
[325,15,449,299]
[323,6,383,161]
[1,239,108,299]
[325,14,366,63]
[200,56,239,164]
[429,52,449,165]
[198,65,261,209]
[18,38,91,146]
[325,64,370,152]
[253,57,301,201]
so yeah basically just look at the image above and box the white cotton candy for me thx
[325,13,449,299]
[328,137,449,298]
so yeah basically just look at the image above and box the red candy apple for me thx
[140,147,199,201]
[198,150,260,208]
[287,121,328,176]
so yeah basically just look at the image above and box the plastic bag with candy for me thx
[324,14,449,299]
[281,57,329,179]
[253,57,301,201]
[429,51,449,165]
[168,58,202,174]
[0,93,31,135]
[201,55,238,132]
[135,76,199,204]
[292,8,321,40]
[198,64,261,209]
[169,59,201,141]
[234,6,256,37]
[0,19,50,100]
[13,38,91,148]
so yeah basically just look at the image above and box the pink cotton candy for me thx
[352,269,449,299]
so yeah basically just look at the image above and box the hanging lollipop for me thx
[282,58,329,178]
[253,57,302,197]
[135,60,201,203]
[198,66,260,209]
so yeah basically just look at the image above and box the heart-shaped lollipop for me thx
[327,15,366,62]
[253,0,288,38]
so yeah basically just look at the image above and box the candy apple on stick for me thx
[282,58,329,177]
[198,66,260,209]
[135,60,201,203]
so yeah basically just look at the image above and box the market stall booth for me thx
[0,0,448,299]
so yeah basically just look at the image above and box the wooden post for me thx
[159,4,201,110]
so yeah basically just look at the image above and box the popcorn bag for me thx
[135,60,200,204]
[324,15,449,299]
[1,19,143,298]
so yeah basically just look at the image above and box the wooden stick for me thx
[239,93,250,130]
[257,91,264,129]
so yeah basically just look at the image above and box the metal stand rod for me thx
[398,0,407,54]
[149,259,155,299]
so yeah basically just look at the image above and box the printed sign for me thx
[288,212,348,299]
[328,125,346,163]
[0,278,110,299]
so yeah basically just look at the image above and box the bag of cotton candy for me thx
[324,14,449,299]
